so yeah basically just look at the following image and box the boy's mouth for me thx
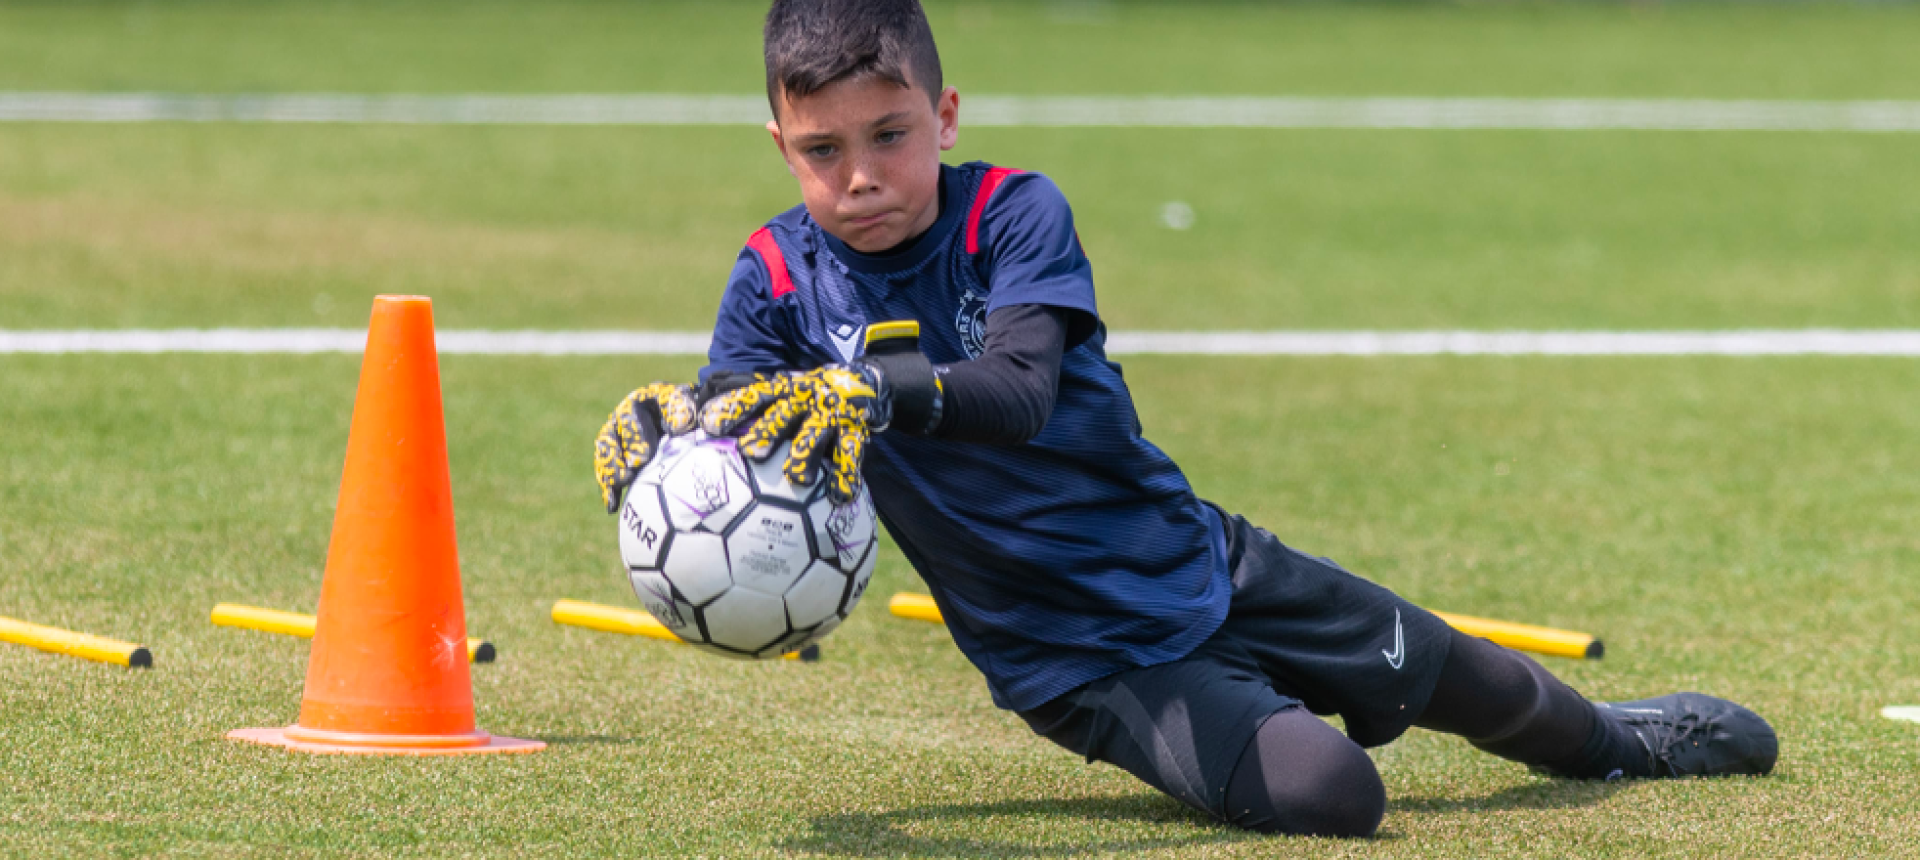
[846,210,893,227]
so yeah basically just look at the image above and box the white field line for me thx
[5,93,1920,131]
[8,330,1920,356]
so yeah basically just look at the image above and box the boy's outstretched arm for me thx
[700,302,1086,502]
[927,303,1078,444]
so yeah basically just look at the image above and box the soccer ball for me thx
[616,429,877,659]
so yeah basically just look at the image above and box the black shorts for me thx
[1016,504,1453,819]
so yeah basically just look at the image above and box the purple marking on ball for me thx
[669,460,730,520]
[826,501,865,555]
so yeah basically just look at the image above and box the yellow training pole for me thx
[887,592,1603,660]
[0,615,151,667]
[551,599,681,641]
[888,592,944,625]
[210,603,495,663]
[210,604,313,638]
[1429,611,1602,660]
[550,599,818,662]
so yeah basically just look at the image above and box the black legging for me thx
[1414,630,1599,764]
[1222,629,1608,837]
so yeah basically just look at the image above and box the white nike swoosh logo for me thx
[1382,609,1406,670]
[829,326,864,364]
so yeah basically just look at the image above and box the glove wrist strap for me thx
[860,352,942,435]
[860,321,944,436]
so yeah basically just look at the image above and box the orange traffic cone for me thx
[229,296,543,756]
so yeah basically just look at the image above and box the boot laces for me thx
[1623,710,1710,776]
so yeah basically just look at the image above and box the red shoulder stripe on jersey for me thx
[965,167,1025,255]
[746,227,796,299]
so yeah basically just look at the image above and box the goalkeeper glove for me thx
[593,382,698,513]
[700,321,942,504]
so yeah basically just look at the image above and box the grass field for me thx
[6,2,1920,857]
[6,0,1920,98]
[7,356,1920,857]
[6,125,1919,331]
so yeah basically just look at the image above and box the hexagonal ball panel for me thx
[785,560,848,629]
[646,434,697,476]
[661,439,752,534]
[618,484,672,571]
[743,440,818,505]
[628,569,698,639]
[700,586,789,654]
[808,489,877,571]
[726,503,812,596]
[661,531,732,606]
[847,544,877,608]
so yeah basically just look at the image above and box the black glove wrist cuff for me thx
[859,351,941,435]
[695,371,761,408]
[860,321,943,436]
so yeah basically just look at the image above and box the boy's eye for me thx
[876,129,904,145]
[805,144,837,159]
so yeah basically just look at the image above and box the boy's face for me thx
[769,74,959,253]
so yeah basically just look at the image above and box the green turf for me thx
[5,1,1920,99]
[3,124,1917,330]
[5,1,1920,331]
[3,354,1920,858]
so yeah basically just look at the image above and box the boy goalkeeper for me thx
[593,0,1776,837]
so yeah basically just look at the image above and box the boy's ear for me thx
[766,120,798,177]
[937,87,960,151]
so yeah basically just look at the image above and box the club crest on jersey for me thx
[955,289,988,359]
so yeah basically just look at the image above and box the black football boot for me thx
[1597,692,1778,778]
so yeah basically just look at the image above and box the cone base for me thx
[226,726,545,756]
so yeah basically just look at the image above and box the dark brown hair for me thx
[763,0,943,119]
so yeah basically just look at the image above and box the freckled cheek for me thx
[879,151,919,185]
[896,151,936,189]
[800,169,845,218]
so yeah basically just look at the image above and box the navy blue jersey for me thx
[702,162,1229,710]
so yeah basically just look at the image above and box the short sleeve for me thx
[975,172,1099,329]
[700,249,796,384]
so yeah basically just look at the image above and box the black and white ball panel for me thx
[617,431,878,659]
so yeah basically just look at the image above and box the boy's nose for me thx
[847,161,881,196]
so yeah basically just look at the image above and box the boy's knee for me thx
[1255,741,1385,838]
[1224,709,1385,838]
